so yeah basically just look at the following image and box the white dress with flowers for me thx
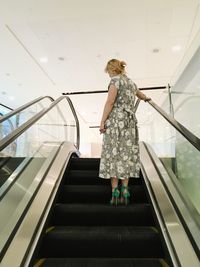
[99,74,140,179]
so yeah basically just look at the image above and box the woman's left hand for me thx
[99,121,106,134]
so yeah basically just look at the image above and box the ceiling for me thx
[0,0,200,139]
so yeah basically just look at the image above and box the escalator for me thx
[0,96,199,267]
[31,156,172,267]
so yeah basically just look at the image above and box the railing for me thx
[0,96,55,144]
[62,86,166,95]
[0,94,79,208]
[140,99,200,258]
[147,99,200,152]
[0,96,79,261]
[0,96,79,152]
[0,96,54,124]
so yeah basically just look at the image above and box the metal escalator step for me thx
[69,157,100,170]
[30,156,171,266]
[39,226,164,258]
[35,257,169,267]
[58,184,148,204]
[64,170,142,185]
[64,170,103,184]
[50,203,154,226]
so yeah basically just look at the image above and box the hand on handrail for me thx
[144,97,151,102]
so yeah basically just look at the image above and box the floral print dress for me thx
[99,74,140,179]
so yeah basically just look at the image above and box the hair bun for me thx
[105,59,126,74]
[120,61,126,67]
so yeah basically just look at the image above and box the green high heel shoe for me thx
[120,185,130,205]
[110,187,120,206]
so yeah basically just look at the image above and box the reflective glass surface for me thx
[138,101,200,216]
[0,97,77,254]
[0,98,52,140]
[171,93,200,138]
[162,47,200,139]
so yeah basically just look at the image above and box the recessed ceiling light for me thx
[172,45,182,52]
[152,48,160,53]
[39,57,48,63]
[58,57,65,61]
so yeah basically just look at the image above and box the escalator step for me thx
[35,257,169,267]
[39,226,163,258]
[68,157,100,170]
[64,170,142,185]
[50,203,154,226]
[64,170,104,185]
[30,157,171,266]
[58,185,148,204]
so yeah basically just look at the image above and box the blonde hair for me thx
[105,59,126,75]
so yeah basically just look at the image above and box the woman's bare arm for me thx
[136,90,151,101]
[100,85,117,133]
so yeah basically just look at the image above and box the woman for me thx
[99,59,150,205]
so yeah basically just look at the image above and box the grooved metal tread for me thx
[35,257,169,267]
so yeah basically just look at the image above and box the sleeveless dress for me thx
[99,74,140,180]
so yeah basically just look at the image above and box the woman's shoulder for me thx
[110,75,121,81]
[122,75,134,84]
[109,75,137,88]
[122,75,138,90]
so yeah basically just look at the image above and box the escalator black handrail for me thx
[0,103,13,111]
[148,99,200,151]
[0,96,80,151]
[62,86,166,95]
[0,96,54,124]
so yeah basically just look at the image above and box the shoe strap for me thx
[112,187,120,197]
[121,185,129,191]
[121,185,130,196]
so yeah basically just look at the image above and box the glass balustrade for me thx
[0,97,52,140]
[138,101,200,216]
[0,97,78,256]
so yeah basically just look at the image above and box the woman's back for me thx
[111,75,137,111]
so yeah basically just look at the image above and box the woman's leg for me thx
[121,178,129,187]
[111,177,118,190]
[120,178,130,205]
[110,177,120,205]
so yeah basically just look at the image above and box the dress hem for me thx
[99,175,140,180]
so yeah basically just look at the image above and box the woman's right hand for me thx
[99,121,106,134]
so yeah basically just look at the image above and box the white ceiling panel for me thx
[0,0,199,129]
